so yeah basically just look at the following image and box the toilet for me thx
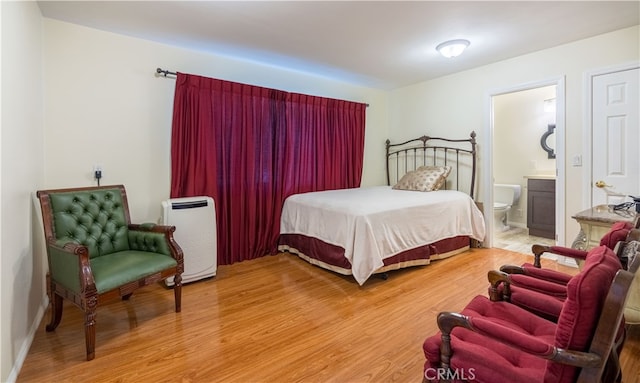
[494,184,522,231]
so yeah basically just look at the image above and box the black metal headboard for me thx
[385,131,477,199]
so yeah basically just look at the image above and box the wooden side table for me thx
[571,205,637,250]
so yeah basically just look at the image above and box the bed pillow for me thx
[392,166,452,192]
[419,165,452,190]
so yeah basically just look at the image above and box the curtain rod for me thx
[156,68,177,77]
[155,67,369,107]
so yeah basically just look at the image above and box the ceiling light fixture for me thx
[436,39,470,58]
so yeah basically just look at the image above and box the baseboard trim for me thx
[6,295,48,383]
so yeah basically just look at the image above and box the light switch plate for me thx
[572,155,582,167]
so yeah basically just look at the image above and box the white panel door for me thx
[592,68,640,206]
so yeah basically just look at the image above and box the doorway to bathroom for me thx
[488,80,565,254]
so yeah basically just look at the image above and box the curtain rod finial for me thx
[156,68,177,77]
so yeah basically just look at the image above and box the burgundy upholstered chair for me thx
[485,222,639,382]
[488,240,639,382]
[494,222,638,321]
[518,220,634,270]
[490,234,638,321]
[422,245,638,383]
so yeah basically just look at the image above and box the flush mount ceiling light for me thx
[436,39,470,58]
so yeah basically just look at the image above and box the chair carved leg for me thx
[174,274,182,313]
[604,349,622,383]
[46,293,63,332]
[84,295,98,361]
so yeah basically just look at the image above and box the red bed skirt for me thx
[278,233,470,275]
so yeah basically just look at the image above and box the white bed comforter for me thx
[280,186,486,285]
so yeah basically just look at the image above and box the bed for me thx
[278,132,486,285]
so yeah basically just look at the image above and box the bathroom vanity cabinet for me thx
[527,177,555,239]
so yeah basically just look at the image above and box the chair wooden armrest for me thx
[532,244,588,268]
[487,270,511,302]
[128,222,175,233]
[498,264,526,274]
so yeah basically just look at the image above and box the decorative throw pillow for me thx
[392,166,452,192]
[417,165,452,190]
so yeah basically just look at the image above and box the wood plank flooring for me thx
[17,248,640,382]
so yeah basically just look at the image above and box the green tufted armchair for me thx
[37,184,183,361]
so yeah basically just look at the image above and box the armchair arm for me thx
[502,263,573,286]
[532,244,588,268]
[509,274,568,297]
[488,269,566,322]
[436,312,475,371]
[498,264,526,275]
[48,240,93,294]
[129,222,176,234]
[469,316,602,367]
[436,312,602,372]
[128,223,184,265]
[487,270,511,302]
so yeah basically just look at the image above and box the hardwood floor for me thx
[17,248,640,382]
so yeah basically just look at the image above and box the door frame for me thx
[583,62,640,209]
[483,76,566,248]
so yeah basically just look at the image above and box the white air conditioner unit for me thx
[161,196,217,286]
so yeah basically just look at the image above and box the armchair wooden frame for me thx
[37,185,184,360]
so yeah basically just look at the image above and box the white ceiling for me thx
[38,1,640,90]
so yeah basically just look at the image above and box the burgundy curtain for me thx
[171,73,366,265]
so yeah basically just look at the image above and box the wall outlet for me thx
[93,164,103,182]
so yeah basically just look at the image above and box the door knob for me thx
[594,180,612,188]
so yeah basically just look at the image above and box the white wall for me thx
[1,2,46,382]
[42,18,389,224]
[389,25,640,246]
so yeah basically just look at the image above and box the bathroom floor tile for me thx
[493,226,555,255]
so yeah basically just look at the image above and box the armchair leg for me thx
[45,293,63,332]
[173,274,182,313]
[604,349,622,383]
[84,319,96,361]
[84,296,98,361]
